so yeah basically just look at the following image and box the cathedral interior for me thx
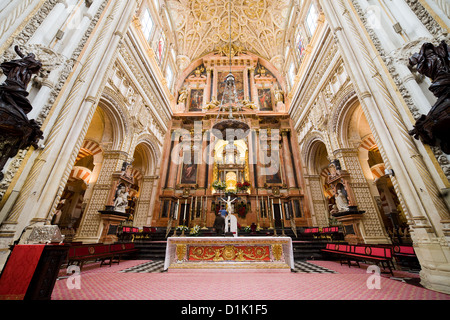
[0,0,450,299]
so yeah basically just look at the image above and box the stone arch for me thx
[133,134,161,176]
[302,132,330,176]
[98,91,130,151]
[329,88,359,149]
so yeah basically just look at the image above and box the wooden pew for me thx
[67,243,137,270]
[322,243,395,275]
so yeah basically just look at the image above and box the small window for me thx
[306,4,319,35]
[156,33,165,64]
[296,31,305,59]
[141,8,154,41]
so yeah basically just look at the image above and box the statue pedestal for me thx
[99,208,129,244]
[333,208,364,244]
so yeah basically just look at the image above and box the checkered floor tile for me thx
[120,260,165,273]
[119,260,337,274]
[293,261,337,273]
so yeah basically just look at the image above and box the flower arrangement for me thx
[242,226,251,233]
[212,180,226,191]
[189,225,201,236]
[176,225,189,232]
[236,201,249,218]
[236,181,250,192]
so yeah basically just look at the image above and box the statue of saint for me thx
[114,185,129,213]
[177,88,188,104]
[0,46,42,117]
[408,41,450,153]
[335,189,349,212]
[0,46,43,180]
[274,89,284,103]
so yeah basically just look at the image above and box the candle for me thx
[175,199,179,219]
[271,199,275,220]
[183,198,187,220]
[279,198,283,220]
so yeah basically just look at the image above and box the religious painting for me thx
[258,88,273,111]
[265,164,282,184]
[189,89,203,111]
[234,71,244,101]
[217,71,244,101]
[225,171,237,190]
[181,162,197,185]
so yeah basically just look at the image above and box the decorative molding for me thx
[349,0,450,183]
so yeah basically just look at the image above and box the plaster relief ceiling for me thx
[168,0,293,66]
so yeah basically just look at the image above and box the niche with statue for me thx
[98,162,139,243]
[326,160,365,244]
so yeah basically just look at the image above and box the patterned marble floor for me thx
[118,260,337,274]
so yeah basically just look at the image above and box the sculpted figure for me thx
[114,185,129,213]
[335,189,349,212]
[408,41,450,154]
[0,46,43,180]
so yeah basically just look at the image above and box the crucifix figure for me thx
[220,195,237,214]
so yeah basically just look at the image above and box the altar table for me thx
[164,236,294,272]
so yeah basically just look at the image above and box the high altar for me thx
[164,236,294,272]
[152,47,309,232]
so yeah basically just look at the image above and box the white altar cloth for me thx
[164,236,294,272]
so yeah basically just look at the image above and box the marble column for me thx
[281,130,296,189]
[74,150,128,243]
[134,175,157,227]
[166,131,181,189]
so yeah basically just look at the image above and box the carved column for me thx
[133,175,157,227]
[204,68,212,104]
[247,130,257,191]
[212,68,218,99]
[304,175,329,228]
[281,130,296,189]
[243,67,249,100]
[249,67,258,104]
[74,150,128,243]
[333,148,390,244]
[255,129,265,188]
[166,131,181,189]
[197,129,208,189]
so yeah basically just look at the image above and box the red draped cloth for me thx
[0,245,45,300]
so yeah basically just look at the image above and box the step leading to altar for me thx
[164,236,294,272]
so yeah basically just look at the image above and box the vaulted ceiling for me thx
[167,0,294,63]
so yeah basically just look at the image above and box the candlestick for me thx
[175,199,179,219]
[279,198,283,220]
[271,199,275,220]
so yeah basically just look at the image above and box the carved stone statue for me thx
[113,185,129,214]
[335,189,349,212]
[0,46,43,180]
[177,87,188,104]
[408,41,450,154]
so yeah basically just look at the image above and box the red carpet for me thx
[51,260,450,300]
